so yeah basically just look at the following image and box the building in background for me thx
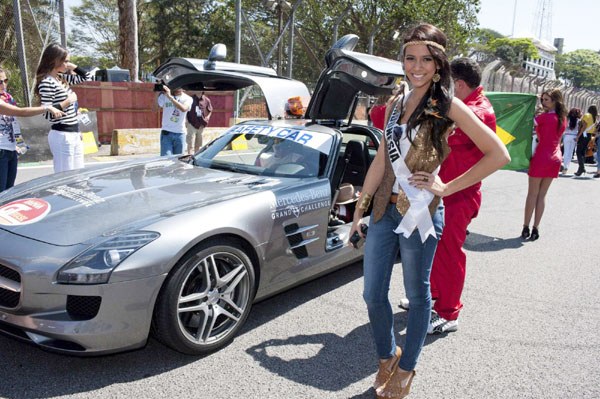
[521,37,557,80]
[553,38,564,55]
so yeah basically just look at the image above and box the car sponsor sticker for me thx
[227,125,333,154]
[0,198,51,226]
[270,187,331,219]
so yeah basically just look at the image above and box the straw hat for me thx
[336,183,360,205]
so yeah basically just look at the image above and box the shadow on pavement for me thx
[463,232,524,252]
[245,312,408,392]
[0,261,366,398]
[246,306,450,392]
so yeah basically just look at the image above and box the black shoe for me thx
[594,173,600,178]
[521,225,530,239]
[574,170,584,176]
[530,227,539,241]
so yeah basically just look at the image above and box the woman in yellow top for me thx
[348,23,509,398]
[574,105,597,176]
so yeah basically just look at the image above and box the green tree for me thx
[1,0,57,104]
[555,49,600,90]
[70,0,120,63]
[487,37,539,66]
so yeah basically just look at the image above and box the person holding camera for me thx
[152,84,192,156]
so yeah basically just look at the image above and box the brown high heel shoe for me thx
[373,346,402,391]
[377,368,416,398]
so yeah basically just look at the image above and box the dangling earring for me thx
[432,71,441,83]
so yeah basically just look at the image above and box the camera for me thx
[153,80,165,92]
[349,224,368,249]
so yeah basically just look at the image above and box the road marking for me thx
[19,160,126,170]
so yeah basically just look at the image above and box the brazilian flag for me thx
[487,93,537,170]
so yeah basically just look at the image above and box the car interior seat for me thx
[341,140,368,187]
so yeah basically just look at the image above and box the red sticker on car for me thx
[0,198,51,226]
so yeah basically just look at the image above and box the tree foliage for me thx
[555,49,600,91]
[487,38,538,66]
[67,0,482,84]
[70,0,120,63]
[0,0,57,104]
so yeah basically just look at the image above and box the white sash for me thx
[385,97,439,243]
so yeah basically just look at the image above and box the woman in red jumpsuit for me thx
[522,88,566,240]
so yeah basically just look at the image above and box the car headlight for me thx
[57,231,160,284]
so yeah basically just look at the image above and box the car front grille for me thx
[66,295,102,320]
[0,264,21,308]
[0,264,21,283]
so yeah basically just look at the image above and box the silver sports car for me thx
[0,35,404,355]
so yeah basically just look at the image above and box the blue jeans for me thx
[0,149,18,192]
[363,203,444,371]
[160,130,185,156]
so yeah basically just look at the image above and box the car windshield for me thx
[193,124,333,178]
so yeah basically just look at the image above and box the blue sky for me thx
[477,0,598,52]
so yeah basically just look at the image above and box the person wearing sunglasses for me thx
[1,67,64,192]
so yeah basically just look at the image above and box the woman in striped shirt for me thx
[35,44,91,173]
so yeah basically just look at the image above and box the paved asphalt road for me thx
[1,155,599,399]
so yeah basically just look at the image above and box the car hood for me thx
[0,158,279,246]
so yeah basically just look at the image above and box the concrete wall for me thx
[111,127,229,155]
[16,112,98,163]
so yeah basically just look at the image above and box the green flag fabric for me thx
[487,92,537,170]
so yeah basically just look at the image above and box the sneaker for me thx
[398,298,410,310]
[428,313,458,335]
[594,173,600,178]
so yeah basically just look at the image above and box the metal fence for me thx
[482,60,600,112]
[0,0,62,107]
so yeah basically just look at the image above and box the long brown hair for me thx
[542,88,566,132]
[401,24,454,159]
[34,44,69,99]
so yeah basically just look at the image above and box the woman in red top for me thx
[522,88,566,240]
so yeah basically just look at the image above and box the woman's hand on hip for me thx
[410,171,448,197]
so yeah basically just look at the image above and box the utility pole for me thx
[13,0,31,106]
[511,0,517,37]
[288,11,294,78]
[277,2,284,75]
[234,0,241,122]
[58,0,67,47]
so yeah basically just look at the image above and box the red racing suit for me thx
[430,86,496,321]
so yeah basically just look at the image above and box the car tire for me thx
[152,238,256,355]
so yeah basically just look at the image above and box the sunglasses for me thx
[0,79,8,84]
[393,125,404,141]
